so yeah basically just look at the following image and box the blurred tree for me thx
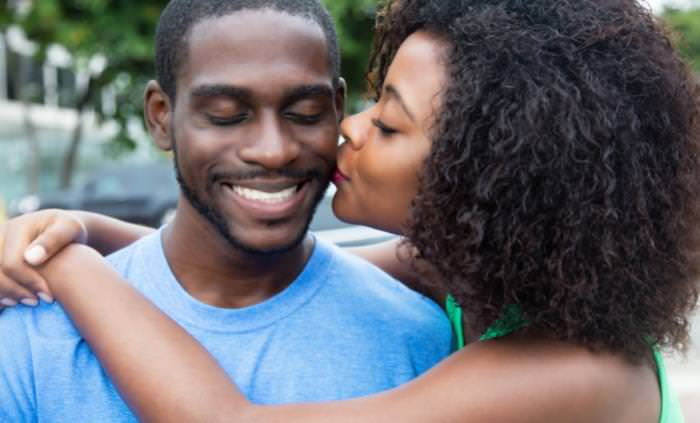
[9,1,166,188]
[663,7,700,73]
[323,0,378,111]
[0,1,9,28]
[0,0,379,191]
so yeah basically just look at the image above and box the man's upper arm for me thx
[0,308,36,421]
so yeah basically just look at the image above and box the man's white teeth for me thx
[232,185,298,204]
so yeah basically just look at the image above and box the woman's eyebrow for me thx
[384,84,416,122]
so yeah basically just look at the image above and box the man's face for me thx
[167,10,342,254]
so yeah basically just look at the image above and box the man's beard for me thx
[171,141,330,255]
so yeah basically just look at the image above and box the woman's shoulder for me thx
[438,333,660,422]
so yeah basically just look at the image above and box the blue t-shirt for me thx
[0,232,452,422]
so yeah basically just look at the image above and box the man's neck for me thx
[161,205,314,309]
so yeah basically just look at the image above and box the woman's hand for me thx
[0,209,156,311]
[0,209,88,308]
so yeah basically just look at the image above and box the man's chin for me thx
[217,186,326,255]
[223,228,310,255]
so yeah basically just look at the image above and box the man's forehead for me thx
[189,9,327,57]
[179,9,332,92]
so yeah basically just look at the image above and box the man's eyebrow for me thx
[190,84,252,102]
[284,84,335,106]
[385,84,416,122]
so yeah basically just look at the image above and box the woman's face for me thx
[332,31,447,234]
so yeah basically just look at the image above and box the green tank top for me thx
[445,296,685,423]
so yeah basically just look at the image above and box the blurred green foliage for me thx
[663,7,700,73]
[323,0,378,108]
[3,1,166,157]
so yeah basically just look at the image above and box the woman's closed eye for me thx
[372,118,398,137]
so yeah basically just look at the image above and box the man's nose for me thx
[238,114,301,169]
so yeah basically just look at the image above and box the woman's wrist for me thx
[36,244,101,292]
[67,211,97,245]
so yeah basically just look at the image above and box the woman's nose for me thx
[340,108,372,150]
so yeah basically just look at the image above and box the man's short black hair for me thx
[155,0,340,101]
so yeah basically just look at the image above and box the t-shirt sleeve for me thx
[0,308,36,421]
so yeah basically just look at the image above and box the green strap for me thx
[445,295,465,350]
[479,304,528,341]
[654,347,685,423]
[445,298,527,349]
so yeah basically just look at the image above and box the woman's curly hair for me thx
[369,0,700,361]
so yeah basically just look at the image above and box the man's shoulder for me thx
[319,240,450,330]
[0,306,36,418]
[105,230,162,275]
[0,302,132,420]
[0,299,81,341]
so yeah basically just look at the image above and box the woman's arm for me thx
[0,210,155,306]
[70,210,155,256]
[346,238,416,284]
[37,245,635,423]
[38,245,460,423]
[38,245,249,422]
[37,244,461,423]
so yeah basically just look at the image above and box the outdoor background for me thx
[0,0,699,419]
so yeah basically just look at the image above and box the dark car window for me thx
[89,176,130,197]
[86,166,176,198]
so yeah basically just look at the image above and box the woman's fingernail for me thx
[0,298,18,307]
[20,298,39,307]
[37,292,54,304]
[24,245,47,266]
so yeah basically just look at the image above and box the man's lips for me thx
[220,180,311,220]
[217,177,308,193]
[332,169,349,185]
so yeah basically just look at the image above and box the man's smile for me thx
[219,179,312,220]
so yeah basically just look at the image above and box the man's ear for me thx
[335,77,347,123]
[144,80,173,152]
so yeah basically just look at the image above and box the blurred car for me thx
[11,163,179,228]
[10,164,393,246]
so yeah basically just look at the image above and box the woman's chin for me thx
[331,200,363,226]
[331,192,404,236]
[332,197,368,226]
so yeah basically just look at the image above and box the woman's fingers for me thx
[0,269,42,307]
[23,216,86,266]
[0,210,88,308]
